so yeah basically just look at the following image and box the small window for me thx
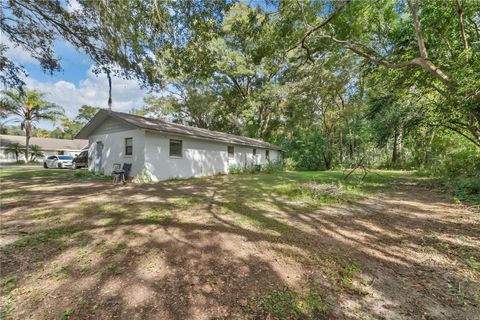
[266,150,270,161]
[228,146,234,159]
[169,139,182,157]
[253,148,256,156]
[125,138,133,156]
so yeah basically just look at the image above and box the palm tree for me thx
[5,143,24,162]
[1,89,64,162]
[26,144,45,162]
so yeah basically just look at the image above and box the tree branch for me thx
[455,0,469,52]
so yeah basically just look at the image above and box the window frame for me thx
[169,139,183,158]
[125,137,133,156]
[266,149,270,161]
[252,148,256,156]
[227,146,234,159]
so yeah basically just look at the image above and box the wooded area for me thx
[1,0,479,202]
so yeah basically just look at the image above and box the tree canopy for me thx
[1,0,479,172]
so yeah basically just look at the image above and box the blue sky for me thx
[5,38,149,130]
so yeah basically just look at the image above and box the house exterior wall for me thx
[0,148,82,163]
[87,118,145,177]
[85,116,281,182]
[144,131,229,181]
[143,131,281,181]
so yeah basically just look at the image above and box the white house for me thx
[76,110,281,181]
[0,134,87,163]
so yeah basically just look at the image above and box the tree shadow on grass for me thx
[1,171,479,319]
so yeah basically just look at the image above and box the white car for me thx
[43,155,74,169]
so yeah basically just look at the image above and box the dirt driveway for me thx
[1,170,479,319]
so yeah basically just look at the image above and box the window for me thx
[58,156,74,160]
[169,139,182,157]
[266,150,270,161]
[228,146,234,159]
[253,148,256,156]
[125,138,133,156]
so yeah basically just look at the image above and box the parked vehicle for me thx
[72,150,88,169]
[43,155,74,169]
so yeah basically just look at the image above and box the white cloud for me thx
[2,37,38,65]
[25,68,150,119]
[66,0,82,12]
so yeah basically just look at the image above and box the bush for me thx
[283,158,297,170]
[450,176,480,205]
[228,165,243,174]
[439,147,480,178]
[261,160,283,173]
[73,170,110,180]
[228,161,283,175]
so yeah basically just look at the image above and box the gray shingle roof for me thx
[82,110,281,150]
[0,135,88,151]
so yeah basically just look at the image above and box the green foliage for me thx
[283,158,297,171]
[60,307,75,320]
[281,130,328,170]
[439,147,480,178]
[24,145,44,162]
[228,165,243,174]
[254,287,329,320]
[1,275,17,294]
[229,160,282,175]
[467,256,479,272]
[339,261,363,292]
[1,89,64,162]
[261,160,283,173]
[73,170,110,181]
[4,143,24,162]
[450,176,480,205]
[2,0,480,203]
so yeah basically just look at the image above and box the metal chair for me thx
[113,163,132,185]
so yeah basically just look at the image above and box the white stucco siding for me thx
[143,132,281,181]
[0,149,82,163]
[84,116,281,181]
[87,118,145,177]
[144,131,232,181]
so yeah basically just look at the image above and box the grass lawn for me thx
[1,169,479,319]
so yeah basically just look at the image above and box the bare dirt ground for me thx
[1,170,479,319]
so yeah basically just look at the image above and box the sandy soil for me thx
[0,171,479,319]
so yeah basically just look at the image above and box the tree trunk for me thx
[25,120,32,163]
[392,126,403,166]
[339,130,344,164]
[423,129,436,166]
[455,0,469,52]
[106,68,112,110]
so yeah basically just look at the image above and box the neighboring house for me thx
[0,134,88,163]
[76,110,282,181]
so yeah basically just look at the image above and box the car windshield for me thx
[58,156,74,160]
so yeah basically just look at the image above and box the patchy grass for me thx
[1,274,17,294]
[0,169,478,319]
[251,286,330,320]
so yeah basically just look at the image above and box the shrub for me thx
[73,170,110,180]
[283,158,297,170]
[228,164,243,174]
[450,176,480,205]
[439,147,480,178]
[261,160,283,173]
